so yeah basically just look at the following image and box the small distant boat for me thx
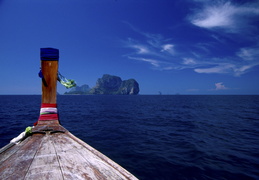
[0,48,138,180]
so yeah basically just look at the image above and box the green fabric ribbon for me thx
[60,79,76,89]
[58,72,77,89]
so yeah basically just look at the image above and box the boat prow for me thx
[0,48,138,179]
[0,123,137,179]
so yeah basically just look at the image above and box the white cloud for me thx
[161,44,174,54]
[215,82,228,90]
[123,23,259,76]
[233,64,258,76]
[132,45,150,54]
[182,58,197,65]
[128,57,160,67]
[237,47,259,61]
[194,63,234,74]
[128,56,178,71]
[194,62,259,76]
[190,1,259,31]
[191,2,235,28]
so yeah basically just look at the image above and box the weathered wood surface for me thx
[0,127,138,180]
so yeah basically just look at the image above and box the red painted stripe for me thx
[38,114,59,121]
[41,103,57,108]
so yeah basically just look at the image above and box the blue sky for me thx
[0,0,259,95]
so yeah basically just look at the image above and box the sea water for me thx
[0,95,259,180]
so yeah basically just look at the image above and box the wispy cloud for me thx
[233,64,259,76]
[122,24,178,70]
[123,17,259,76]
[191,2,236,29]
[128,57,161,68]
[128,56,177,71]
[194,63,234,74]
[131,45,150,54]
[182,58,197,65]
[194,62,259,76]
[189,0,259,32]
[161,44,175,55]
[237,46,259,61]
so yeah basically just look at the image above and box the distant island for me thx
[64,74,140,95]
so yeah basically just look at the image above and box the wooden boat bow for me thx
[0,48,138,180]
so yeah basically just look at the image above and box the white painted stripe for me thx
[40,108,57,114]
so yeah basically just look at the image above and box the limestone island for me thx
[64,74,140,95]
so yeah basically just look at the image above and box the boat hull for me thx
[0,127,138,180]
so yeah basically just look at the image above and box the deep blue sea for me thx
[0,95,259,180]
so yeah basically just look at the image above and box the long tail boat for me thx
[0,48,138,180]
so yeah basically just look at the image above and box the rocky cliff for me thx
[117,79,140,95]
[90,74,139,95]
[64,84,91,95]
[65,74,139,95]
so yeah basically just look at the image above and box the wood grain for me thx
[25,134,63,179]
[41,60,58,104]
[0,130,138,180]
[0,135,43,180]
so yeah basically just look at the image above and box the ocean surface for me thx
[0,95,259,180]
